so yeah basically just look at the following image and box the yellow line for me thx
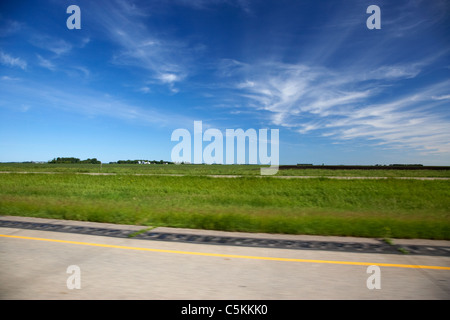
[1,234,449,270]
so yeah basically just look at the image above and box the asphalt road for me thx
[0,216,449,301]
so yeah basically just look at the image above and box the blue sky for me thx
[0,0,449,165]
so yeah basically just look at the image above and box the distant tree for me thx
[49,157,101,164]
[49,157,80,164]
[80,158,101,164]
[117,160,139,164]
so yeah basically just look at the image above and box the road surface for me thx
[0,216,449,301]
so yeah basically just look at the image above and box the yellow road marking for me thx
[1,234,449,270]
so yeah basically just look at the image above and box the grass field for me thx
[1,162,450,177]
[1,163,449,240]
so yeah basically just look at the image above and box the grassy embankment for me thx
[0,163,449,239]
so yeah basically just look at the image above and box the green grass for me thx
[0,163,262,175]
[0,171,449,239]
[276,168,450,178]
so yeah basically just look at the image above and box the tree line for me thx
[48,157,174,164]
[48,157,101,164]
[113,160,173,164]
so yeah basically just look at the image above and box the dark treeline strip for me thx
[280,165,450,171]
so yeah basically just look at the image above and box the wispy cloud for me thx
[36,54,56,71]
[0,78,193,129]
[29,34,73,56]
[1,75,21,81]
[365,64,421,80]
[432,95,450,101]
[0,51,27,70]
[172,0,252,12]
[72,66,91,78]
[226,59,450,155]
[156,72,184,93]
[383,0,449,37]
[0,19,23,37]
[80,37,91,48]
[325,84,450,154]
[138,86,151,94]
[89,0,192,91]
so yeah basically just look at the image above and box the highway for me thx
[0,216,449,301]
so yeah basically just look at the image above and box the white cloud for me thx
[0,19,22,37]
[230,60,450,155]
[366,65,421,80]
[0,51,27,70]
[158,73,179,84]
[1,75,20,81]
[0,78,193,130]
[73,66,90,78]
[30,35,72,56]
[80,37,91,48]
[138,86,151,93]
[90,0,190,91]
[37,54,56,71]
[432,95,450,101]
